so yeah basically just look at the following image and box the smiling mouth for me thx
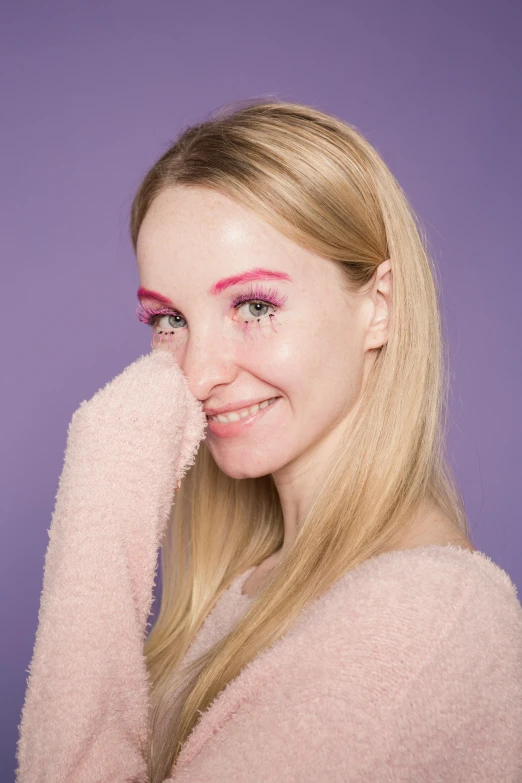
[207,396,279,423]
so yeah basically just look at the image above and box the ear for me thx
[363,258,392,352]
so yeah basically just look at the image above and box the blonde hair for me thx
[129,98,470,782]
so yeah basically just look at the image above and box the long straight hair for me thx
[129,98,470,782]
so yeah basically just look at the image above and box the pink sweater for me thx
[15,352,522,782]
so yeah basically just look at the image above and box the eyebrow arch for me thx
[137,267,293,306]
[209,267,293,295]
[137,287,174,307]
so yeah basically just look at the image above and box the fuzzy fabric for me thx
[15,352,522,781]
[170,549,522,782]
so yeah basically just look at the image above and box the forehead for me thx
[136,185,345,297]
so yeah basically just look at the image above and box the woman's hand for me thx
[66,349,207,496]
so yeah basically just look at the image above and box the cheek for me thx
[238,328,318,391]
[264,322,364,418]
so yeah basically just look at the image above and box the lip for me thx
[204,396,281,417]
[206,396,281,438]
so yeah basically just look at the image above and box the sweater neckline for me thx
[231,565,257,600]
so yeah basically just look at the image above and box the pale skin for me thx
[136,185,476,600]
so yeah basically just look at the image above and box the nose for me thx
[180,326,239,402]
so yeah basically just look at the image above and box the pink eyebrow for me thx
[137,268,292,306]
[209,267,292,295]
[137,287,174,306]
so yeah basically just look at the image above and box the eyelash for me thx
[136,284,288,330]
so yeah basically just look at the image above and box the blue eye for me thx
[136,302,186,329]
[150,313,187,330]
[234,299,275,322]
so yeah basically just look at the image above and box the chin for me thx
[210,451,288,481]
[215,462,273,481]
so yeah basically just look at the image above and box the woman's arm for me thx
[16,351,207,783]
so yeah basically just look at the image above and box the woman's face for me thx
[136,185,383,482]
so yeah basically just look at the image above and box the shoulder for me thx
[313,543,521,643]
[275,545,522,703]
[314,544,520,632]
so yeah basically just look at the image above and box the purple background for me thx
[2,1,521,778]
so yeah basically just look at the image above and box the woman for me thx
[17,99,522,782]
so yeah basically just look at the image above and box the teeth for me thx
[210,397,278,424]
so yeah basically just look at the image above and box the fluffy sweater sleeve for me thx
[15,350,207,783]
